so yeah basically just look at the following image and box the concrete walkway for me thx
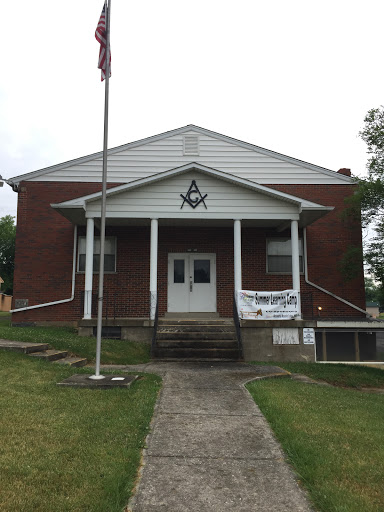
[105,361,313,512]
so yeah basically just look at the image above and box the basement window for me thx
[93,326,121,339]
[78,237,116,272]
[266,238,304,274]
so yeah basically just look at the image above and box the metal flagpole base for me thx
[89,374,106,380]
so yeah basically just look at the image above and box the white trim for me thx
[150,219,158,320]
[83,212,301,221]
[291,221,301,292]
[83,218,94,319]
[291,220,301,319]
[234,220,242,294]
[316,321,383,328]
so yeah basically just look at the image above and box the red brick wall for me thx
[12,181,365,323]
[269,184,365,317]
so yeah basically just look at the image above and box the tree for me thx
[348,106,384,305]
[365,276,383,304]
[0,215,16,295]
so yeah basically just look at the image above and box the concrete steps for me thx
[53,357,88,368]
[0,339,87,367]
[157,331,236,340]
[29,349,69,362]
[0,340,50,353]
[153,319,241,360]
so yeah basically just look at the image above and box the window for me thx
[194,259,210,283]
[267,238,304,273]
[174,259,185,283]
[78,237,116,272]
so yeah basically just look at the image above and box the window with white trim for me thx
[266,238,304,273]
[78,237,116,272]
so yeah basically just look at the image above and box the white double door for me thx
[168,253,216,313]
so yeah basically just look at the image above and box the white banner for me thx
[237,290,300,320]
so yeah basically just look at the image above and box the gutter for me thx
[10,226,78,313]
[303,228,369,317]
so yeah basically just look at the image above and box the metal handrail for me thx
[233,293,244,360]
[150,293,159,357]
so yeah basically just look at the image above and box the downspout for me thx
[303,228,369,317]
[10,225,78,313]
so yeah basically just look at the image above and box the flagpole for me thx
[90,0,111,380]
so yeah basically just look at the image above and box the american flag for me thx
[95,3,111,81]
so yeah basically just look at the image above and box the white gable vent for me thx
[183,134,200,156]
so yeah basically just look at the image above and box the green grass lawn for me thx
[0,350,161,512]
[247,370,384,512]
[0,313,150,365]
[258,361,384,388]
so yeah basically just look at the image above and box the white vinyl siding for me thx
[78,237,116,272]
[28,131,349,185]
[267,238,304,274]
[85,171,300,220]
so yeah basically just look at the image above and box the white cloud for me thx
[1,0,382,219]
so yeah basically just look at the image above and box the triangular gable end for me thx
[8,125,352,188]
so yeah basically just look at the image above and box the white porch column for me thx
[234,220,242,298]
[291,219,301,318]
[150,218,158,320]
[83,217,95,319]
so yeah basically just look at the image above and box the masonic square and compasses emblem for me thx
[180,180,208,209]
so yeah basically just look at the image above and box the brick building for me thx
[7,125,383,361]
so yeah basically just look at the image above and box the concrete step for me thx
[29,349,68,362]
[158,320,233,326]
[53,357,88,368]
[155,357,240,362]
[163,312,220,319]
[157,325,236,333]
[156,340,238,349]
[157,331,236,341]
[153,348,241,359]
[0,340,51,354]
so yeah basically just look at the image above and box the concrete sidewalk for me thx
[109,361,313,512]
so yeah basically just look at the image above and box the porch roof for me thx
[51,162,333,228]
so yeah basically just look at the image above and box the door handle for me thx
[190,280,193,292]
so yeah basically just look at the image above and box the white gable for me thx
[9,125,352,187]
[86,170,299,220]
